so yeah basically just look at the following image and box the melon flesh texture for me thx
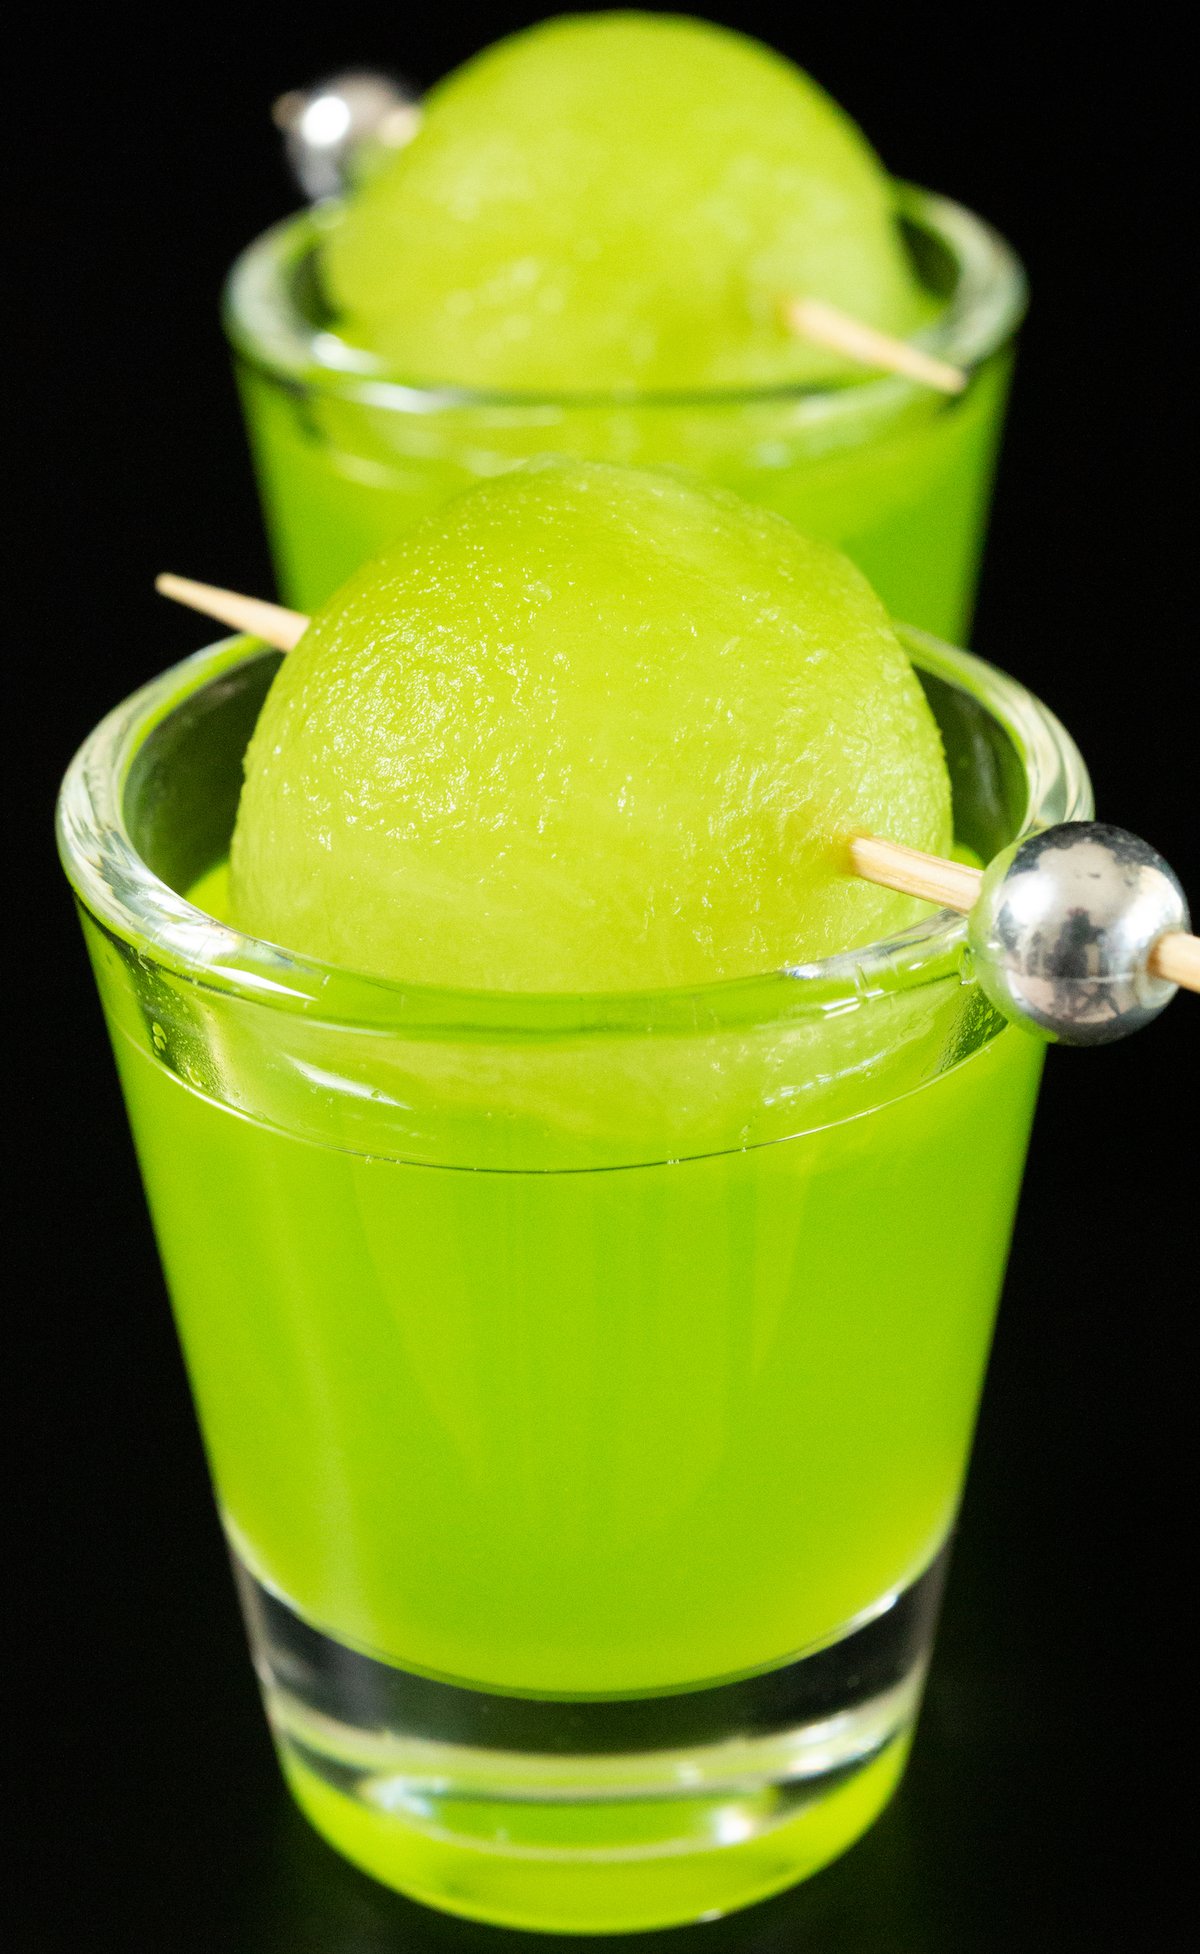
[323,12,929,393]
[230,459,951,994]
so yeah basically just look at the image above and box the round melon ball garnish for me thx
[322,12,929,393]
[230,459,951,993]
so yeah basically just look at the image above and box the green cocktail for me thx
[116,908,1039,1701]
[59,512,1089,1926]
[226,16,1025,629]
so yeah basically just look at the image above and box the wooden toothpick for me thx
[155,573,1198,998]
[849,833,981,912]
[155,575,308,651]
[785,297,967,395]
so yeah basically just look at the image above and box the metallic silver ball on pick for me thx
[272,71,421,202]
[967,823,1190,1045]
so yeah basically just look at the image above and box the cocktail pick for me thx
[272,72,421,202]
[851,831,1195,1044]
[155,573,1198,1040]
[273,74,966,396]
[155,575,307,650]
[782,299,966,395]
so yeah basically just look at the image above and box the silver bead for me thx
[272,72,421,203]
[967,822,1189,1045]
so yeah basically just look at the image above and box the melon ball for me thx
[322,12,929,392]
[230,459,951,992]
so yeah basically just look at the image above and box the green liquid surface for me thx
[238,351,1011,633]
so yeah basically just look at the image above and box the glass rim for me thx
[57,627,1090,1040]
[223,182,1027,414]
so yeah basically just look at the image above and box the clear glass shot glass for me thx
[225,187,1026,636]
[57,628,1087,1933]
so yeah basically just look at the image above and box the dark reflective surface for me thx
[16,7,1194,1952]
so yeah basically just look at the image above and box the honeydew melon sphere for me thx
[323,12,929,392]
[230,460,951,992]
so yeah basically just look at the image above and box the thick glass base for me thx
[235,1549,944,1932]
[281,1730,911,1932]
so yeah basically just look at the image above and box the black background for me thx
[13,7,1196,1951]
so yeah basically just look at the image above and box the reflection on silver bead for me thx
[967,822,1189,1046]
[272,72,421,203]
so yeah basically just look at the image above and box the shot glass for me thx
[58,627,1087,1933]
[225,186,1025,636]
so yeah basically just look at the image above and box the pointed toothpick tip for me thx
[155,573,307,651]
[786,297,967,395]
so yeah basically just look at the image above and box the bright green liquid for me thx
[100,864,1041,1697]
[84,817,1043,1925]
[237,350,1010,632]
